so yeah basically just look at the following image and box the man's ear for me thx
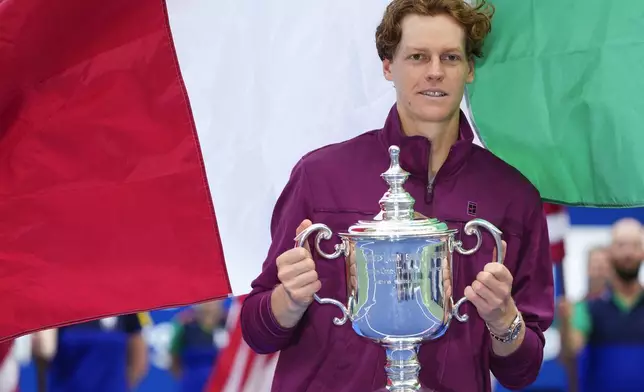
[383,58,394,82]
[466,58,474,84]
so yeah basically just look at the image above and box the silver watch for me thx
[487,312,523,343]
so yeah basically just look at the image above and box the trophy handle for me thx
[451,218,504,323]
[294,223,351,326]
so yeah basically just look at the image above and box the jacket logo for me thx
[467,201,477,216]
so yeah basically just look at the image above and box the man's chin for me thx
[413,107,457,123]
[614,265,641,282]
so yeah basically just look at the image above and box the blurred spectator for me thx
[557,245,612,392]
[169,300,229,392]
[32,314,149,392]
[584,246,612,300]
[559,218,644,391]
[0,340,18,392]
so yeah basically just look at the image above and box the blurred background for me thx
[3,206,643,392]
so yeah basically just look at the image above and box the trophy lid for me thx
[341,145,454,238]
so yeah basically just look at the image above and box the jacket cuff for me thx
[241,289,297,354]
[490,324,542,371]
[259,288,297,337]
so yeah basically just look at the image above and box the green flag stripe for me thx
[468,0,644,207]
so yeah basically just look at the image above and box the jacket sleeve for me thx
[490,196,555,389]
[239,158,313,354]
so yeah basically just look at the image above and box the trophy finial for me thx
[389,145,401,166]
[377,145,415,221]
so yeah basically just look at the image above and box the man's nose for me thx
[425,58,445,81]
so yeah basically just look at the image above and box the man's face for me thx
[383,14,473,124]
[588,249,610,280]
[587,249,611,289]
[609,233,644,282]
[195,300,223,320]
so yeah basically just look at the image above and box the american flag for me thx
[206,296,278,392]
[208,204,568,390]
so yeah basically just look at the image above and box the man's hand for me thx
[556,298,572,322]
[276,219,322,311]
[464,241,518,333]
[557,297,586,358]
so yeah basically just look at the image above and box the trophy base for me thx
[380,339,437,392]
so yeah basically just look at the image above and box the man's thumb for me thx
[492,240,507,263]
[295,219,313,252]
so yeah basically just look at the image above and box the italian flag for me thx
[0,0,639,343]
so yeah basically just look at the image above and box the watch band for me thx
[487,312,523,343]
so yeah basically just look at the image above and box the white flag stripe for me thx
[166,0,394,294]
[460,87,485,148]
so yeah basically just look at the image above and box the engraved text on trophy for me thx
[365,252,424,301]
[394,253,422,301]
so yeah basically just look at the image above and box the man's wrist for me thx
[271,284,308,328]
[487,302,520,336]
[277,284,308,313]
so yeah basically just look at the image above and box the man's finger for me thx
[464,285,488,313]
[477,269,510,300]
[471,279,496,302]
[282,257,316,278]
[287,269,319,290]
[483,262,513,285]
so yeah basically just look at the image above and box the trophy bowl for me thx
[295,145,504,392]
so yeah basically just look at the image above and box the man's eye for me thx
[410,54,424,61]
[443,54,461,62]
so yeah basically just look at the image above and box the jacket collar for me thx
[378,103,474,180]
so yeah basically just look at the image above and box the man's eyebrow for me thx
[403,46,428,52]
[402,46,465,53]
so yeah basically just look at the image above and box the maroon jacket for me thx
[240,104,554,392]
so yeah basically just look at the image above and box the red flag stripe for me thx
[0,0,231,341]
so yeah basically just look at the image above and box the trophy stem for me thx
[383,340,422,392]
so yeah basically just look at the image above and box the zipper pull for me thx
[426,149,435,203]
[426,178,434,203]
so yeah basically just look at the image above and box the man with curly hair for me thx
[240,0,554,391]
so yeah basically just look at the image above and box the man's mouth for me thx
[419,89,448,97]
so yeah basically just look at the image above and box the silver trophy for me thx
[295,145,504,392]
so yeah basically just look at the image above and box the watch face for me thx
[509,318,522,340]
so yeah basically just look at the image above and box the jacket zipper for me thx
[426,176,435,203]
[426,147,453,204]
